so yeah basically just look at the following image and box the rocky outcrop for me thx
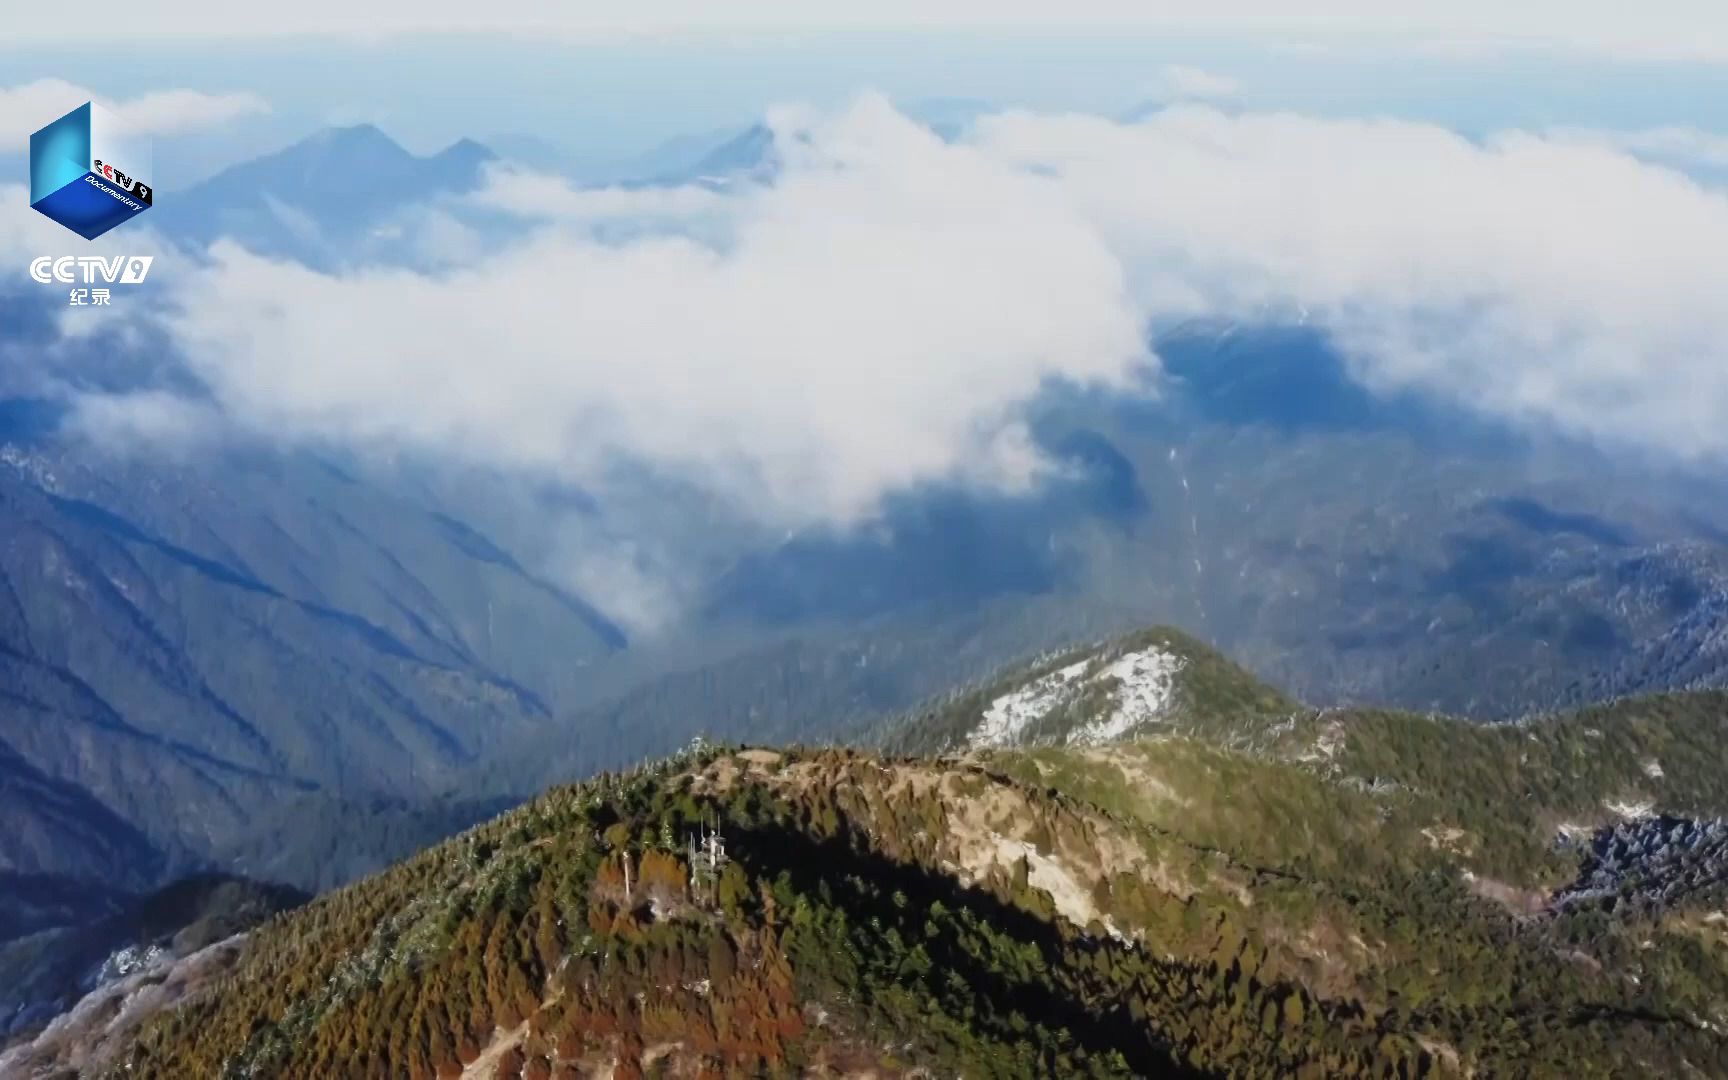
[1555,815,1728,914]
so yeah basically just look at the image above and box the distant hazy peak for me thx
[429,137,497,165]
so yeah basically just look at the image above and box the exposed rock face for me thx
[0,934,248,1079]
[0,874,305,1041]
[1556,815,1728,914]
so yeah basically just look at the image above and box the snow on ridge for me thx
[968,645,1185,750]
[1606,798,1656,820]
[0,935,249,1078]
[1069,648,1185,746]
[971,659,1089,748]
[92,944,168,988]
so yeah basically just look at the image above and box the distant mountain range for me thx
[136,119,787,266]
[70,105,1012,271]
[147,124,498,268]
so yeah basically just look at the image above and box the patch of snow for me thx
[106,574,137,602]
[971,659,1090,748]
[1643,759,1665,780]
[1069,648,1185,746]
[0,935,244,1078]
[1421,826,1470,855]
[0,446,59,489]
[1605,798,1656,820]
[969,644,1186,749]
[1297,719,1347,764]
[1339,776,1404,796]
[92,943,168,987]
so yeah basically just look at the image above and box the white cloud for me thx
[1154,66,1242,102]
[148,96,1149,527]
[1411,34,1728,65]
[0,79,267,144]
[1547,125,1728,173]
[64,391,223,451]
[102,87,271,136]
[474,166,727,221]
[553,538,691,636]
[51,95,1728,554]
[975,106,1728,455]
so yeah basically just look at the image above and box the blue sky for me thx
[6,31,1728,180]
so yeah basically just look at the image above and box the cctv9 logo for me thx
[29,255,154,285]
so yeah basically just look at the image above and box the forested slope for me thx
[71,626,1728,1078]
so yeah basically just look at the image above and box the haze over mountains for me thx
[5,105,1728,1058]
[148,124,499,269]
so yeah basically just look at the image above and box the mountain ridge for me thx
[150,124,500,266]
[0,439,626,936]
[39,626,1728,1078]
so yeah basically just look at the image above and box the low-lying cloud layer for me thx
[0,79,268,142]
[156,98,1151,525]
[977,106,1728,456]
[30,95,1728,540]
[1150,65,1243,104]
[1549,125,1728,175]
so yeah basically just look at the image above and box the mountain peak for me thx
[165,124,499,259]
[430,137,496,165]
[424,137,497,192]
[223,122,419,188]
[886,626,1295,754]
[300,122,410,156]
[648,123,778,187]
